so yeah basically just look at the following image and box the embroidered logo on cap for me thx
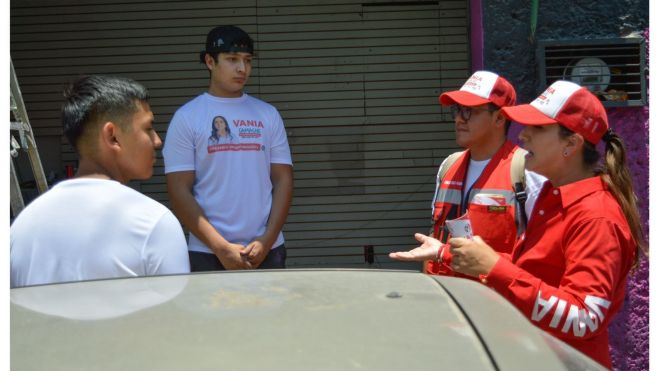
[459,71,499,100]
[531,81,581,118]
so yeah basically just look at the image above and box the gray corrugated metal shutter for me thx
[11,1,469,269]
[10,0,262,204]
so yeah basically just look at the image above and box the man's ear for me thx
[100,121,121,151]
[204,53,216,72]
[493,110,507,129]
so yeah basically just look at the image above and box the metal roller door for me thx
[10,0,470,269]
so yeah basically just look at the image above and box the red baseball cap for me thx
[439,70,517,108]
[501,80,608,144]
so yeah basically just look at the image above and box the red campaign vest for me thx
[427,140,521,276]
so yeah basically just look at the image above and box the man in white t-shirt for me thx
[390,71,545,276]
[163,25,294,271]
[10,76,190,288]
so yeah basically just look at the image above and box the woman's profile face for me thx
[518,123,567,179]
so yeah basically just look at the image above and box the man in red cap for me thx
[424,70,545,276]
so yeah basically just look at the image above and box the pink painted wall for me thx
[605,105,650,371]
[470,0,484,72]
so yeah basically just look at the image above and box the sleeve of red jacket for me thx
[485,217,630,342]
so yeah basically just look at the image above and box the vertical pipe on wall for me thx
[470,0,484,71]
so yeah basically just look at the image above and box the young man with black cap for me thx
[398,71,544,276]
[163,25,293,271]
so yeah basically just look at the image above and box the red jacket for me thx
[485,177,636,369]
[427,140,523,275]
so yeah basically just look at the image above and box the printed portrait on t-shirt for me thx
[208,115,234,145]
[207,114,266,154]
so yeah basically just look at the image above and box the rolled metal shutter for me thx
[11,0,470,269]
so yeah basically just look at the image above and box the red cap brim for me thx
[501,104,558,126]
[439,91,492,107]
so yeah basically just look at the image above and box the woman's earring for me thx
[563,151,569,157]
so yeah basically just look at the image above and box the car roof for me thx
[11,269,605,371]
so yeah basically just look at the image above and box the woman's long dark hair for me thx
[559,126,647,270]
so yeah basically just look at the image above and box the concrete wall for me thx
[477,2,649,370]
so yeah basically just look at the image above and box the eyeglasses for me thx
[449,104,498,121]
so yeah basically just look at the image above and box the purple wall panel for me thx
[470,0,484,71]
[607,104,650,371]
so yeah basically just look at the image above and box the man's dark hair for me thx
[61,75,149,151]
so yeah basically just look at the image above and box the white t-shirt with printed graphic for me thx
[163,93,293,254]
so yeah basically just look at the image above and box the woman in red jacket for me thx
[391,80,645,369]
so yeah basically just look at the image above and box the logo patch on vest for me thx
[487,205,507,213]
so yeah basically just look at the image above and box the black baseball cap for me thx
[199,25,254,63]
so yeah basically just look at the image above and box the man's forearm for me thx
[170,189,229,254]
[169,185,253,270]
[166,173,231,255]
[261,164,293,247]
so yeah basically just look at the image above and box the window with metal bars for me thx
[537,38,647,107]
